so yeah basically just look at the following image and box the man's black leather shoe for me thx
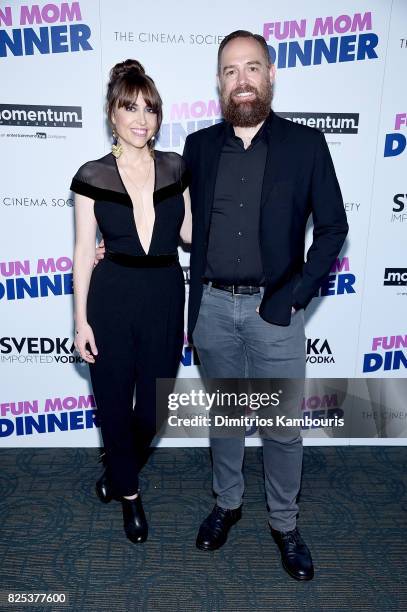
[271,527,314,580]
[95,471,114,503]
[196,504,242,551]
[122,495,148,544]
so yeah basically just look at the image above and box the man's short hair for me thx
[217,30,271,74]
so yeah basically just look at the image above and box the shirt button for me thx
[238,231,242,236]
[239,202,244,208]
[241,176,246,182]
[237,257,241,263]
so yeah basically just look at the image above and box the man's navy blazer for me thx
[183,110,348,340]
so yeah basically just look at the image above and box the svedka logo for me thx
[0,336,84,365]
[0,104,82,127]
[392,194,407,222]
[306,338,335,364]
[383,268,407,286]
[278,112,359,133]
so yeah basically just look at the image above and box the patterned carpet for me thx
[0,447,406,612]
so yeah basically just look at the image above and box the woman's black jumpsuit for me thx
[71,151,187,495]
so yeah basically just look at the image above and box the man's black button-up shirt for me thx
[205,118,268,284]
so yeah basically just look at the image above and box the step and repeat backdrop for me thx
[1,0,406,447]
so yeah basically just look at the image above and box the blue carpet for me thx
[0,447,406,611]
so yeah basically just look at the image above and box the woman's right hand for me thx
[94,238,106,266]
[74,323,98,363]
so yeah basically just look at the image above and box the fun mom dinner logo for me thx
[159,99,222,149]
[263,11,379,68]
[0,256,73,301]
[0,2,93,57]
[0,394,99,438]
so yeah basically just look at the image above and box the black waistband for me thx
[106,250,179,268]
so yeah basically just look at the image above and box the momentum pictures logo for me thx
[383,268,407,286]
[0,104,82,127]
[278,112,359,133]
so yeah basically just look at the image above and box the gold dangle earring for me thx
[149,134,156,158]
[111,129,123,158]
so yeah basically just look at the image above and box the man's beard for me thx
[220,80,272,127]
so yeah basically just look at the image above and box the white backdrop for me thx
[1,0,406,447]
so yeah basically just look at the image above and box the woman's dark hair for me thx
[106,59,162,147]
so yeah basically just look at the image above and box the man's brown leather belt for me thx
[204,280,262,295]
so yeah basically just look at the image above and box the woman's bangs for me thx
[117,80,160,112]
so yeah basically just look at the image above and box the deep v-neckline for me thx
[113,154,157,256]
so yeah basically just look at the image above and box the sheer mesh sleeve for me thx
[70,155,128,202]
[70,162,99,200]
[179,154,190,191]
[71,152,190,203]
[154,151,190,193]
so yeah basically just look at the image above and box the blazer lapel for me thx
[261,111,289,208]
[204,122,227,233]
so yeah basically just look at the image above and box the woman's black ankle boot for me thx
[121,495,148,543]
[95,470,113,503]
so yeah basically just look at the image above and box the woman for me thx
[71,59,192,544]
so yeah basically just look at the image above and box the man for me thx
[183,30,348,581]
